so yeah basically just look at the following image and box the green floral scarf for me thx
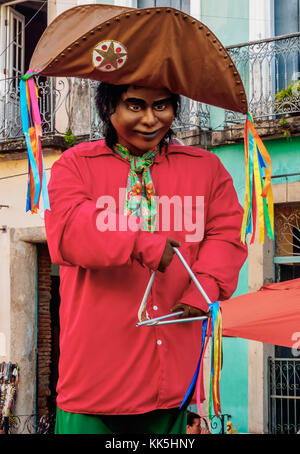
[114,143,159,232]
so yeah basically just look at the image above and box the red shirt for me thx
[45,140,247,415]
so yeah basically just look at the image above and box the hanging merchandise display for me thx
[0,362,19,434]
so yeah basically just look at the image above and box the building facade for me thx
[0,0,299,434]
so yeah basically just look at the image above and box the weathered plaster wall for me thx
[9,227,47,428]
[0,149,62,229]
[0,144,61,430]
[0,229,10,359]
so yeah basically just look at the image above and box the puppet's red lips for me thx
[134,129,162,140]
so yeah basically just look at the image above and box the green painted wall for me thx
[262,136,300,184]
[188,1,251,433]
[199,0,250,130]
[96,0,114,5]
[211,134,300,433]
[210,141,248,433]
[200,0,249,46]
[197,1,250,431]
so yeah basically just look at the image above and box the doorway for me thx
[268,203,300,434]
[37,245,60,433]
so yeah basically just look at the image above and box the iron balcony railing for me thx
[0,76,71,141]
[3,411,230,434]
[268,357,300,434]
[226,31,300,126]
[1,32,300,142]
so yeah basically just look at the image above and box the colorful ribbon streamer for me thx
[208,301,222,419]
[180,301,222,420]
[19,70,50,213]
[241,112,274,244]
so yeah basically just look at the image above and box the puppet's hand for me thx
[157,237,180,272]
[170,302,206,318]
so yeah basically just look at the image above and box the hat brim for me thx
[30,4,248,114]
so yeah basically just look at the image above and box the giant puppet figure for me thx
[20,5,250,434]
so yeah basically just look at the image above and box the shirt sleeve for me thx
[177,157,248,312]
[44,150,167,270]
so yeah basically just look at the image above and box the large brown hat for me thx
[29,4,247,114]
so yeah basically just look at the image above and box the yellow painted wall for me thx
[0,150,61,229]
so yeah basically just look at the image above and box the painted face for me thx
[110,85,175,155]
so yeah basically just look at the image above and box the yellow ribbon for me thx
[211,309,222,417]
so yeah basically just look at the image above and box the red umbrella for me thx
[221,278,300,348]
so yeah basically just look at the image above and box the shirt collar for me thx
[77,139,205,161]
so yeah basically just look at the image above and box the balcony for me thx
[1,32,300,144]
[226,31,300,124]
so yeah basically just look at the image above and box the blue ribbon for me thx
[208,301,220,376]
[20,76,50,211]
[40,152,50,210]
[179,317,208,410]
[258,148,266,170]
[179,301,220,410]
[20,79,41,209]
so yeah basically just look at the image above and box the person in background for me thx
[186,411,202,434]
[187,411,211,434]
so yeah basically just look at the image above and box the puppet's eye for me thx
[128,104,142,112]
[154,103,167,111]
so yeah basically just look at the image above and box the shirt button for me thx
[157,339,162,346]
[153,306,158,311]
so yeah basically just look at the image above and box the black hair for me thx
[187,411,200,426]
[95,82,181,150]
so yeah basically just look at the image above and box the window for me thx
[268,202,300,434]
[274,0,300,92]
[274,203,300,281]
[274,203,300,352]
[8,7,25,90]
[0,7,25,139]
[137,0,189,13]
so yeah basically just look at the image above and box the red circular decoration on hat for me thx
[93,40,128,72]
